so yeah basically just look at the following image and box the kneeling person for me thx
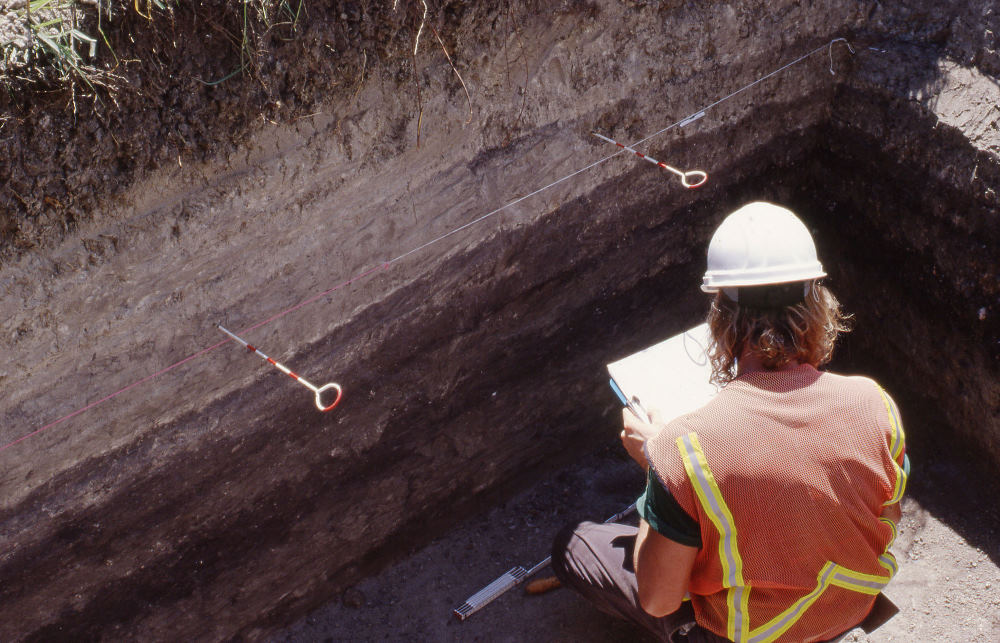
[552,202,908,643]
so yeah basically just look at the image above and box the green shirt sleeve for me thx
[637,466,702,548]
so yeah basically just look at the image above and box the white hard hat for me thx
[701,202,826,293]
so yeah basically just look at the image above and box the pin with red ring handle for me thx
[217,324,343,412]
[592,132,708,189]
[676,168,708,189]
[310,382,343,412]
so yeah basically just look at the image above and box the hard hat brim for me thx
[701,202,826,293]
[701,264,827,292]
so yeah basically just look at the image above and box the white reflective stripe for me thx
[748,561,890,643]
[878,552,898,577]
[878,387,908,507]
[831,569,888,594]
[878,387,905,461]
[885,458,908,506]
[874,387,905,585]
[677,433,748,642]
[749,562,837,643]
[877,517,900,576]
[679,435,741,585]
[676,429,897,643]
[730,585,749,642]
[880,517,898,543]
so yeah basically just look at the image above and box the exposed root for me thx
[500,1,529,146]
[353,50,367,101]
[413,0,428,56]
[409,0,472,145]
[428,24,472,125]
[412,46,424,148]
[508,2,529,126]
[134,0,153,21]
[413,0,428,147]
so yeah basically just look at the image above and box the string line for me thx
[1,38,850,455]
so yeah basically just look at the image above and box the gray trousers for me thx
[551,520,731,643]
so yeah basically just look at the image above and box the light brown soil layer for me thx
[1,0,997,639]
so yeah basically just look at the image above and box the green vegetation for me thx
[2,0,101,87]
[0,0,303,92]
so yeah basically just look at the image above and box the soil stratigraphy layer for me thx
[1,0,998,640]
[273,442,1000,642]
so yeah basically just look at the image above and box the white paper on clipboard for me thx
[606,323,719,423]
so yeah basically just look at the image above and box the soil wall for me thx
[1,0,997,639]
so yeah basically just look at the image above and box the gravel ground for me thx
[271,439,1000,642]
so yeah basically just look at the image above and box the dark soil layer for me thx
[0,0,468,256]
[0,123,722,641]
[824,40,1000,466]
[271,434,1000,642]
[1,0,998,640]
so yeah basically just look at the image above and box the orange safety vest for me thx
[646,364,907,643]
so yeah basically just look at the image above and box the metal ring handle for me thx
[682,170,708,188]
[314,382,343,412]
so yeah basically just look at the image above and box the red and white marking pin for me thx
[218,325,342,412]
[593,132,708,188]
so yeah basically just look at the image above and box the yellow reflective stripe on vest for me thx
[677,432,749,642]
[877,518,899,577]
[874,388,904,577]
[678,431,895,643]
[878,388,908,506]
[885,459,908,506]
[880,516,898,543]
[829,566,890,595]
[878,387,904,460]
[748,562,837,643]
[747,562,890,643]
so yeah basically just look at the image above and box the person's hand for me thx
[621,408,665,470]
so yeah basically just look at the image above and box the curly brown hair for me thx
[706,283,852,386]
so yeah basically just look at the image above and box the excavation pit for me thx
[1,2,998,640]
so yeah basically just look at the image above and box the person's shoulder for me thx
[817,371,895,411]
[660,385,737,437]
[818,370,882,391]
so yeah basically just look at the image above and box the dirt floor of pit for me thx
[271,437,1000,642]
[3,1,999,640]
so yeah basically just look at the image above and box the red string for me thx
[0,263,387,454]
[3,39,845,455]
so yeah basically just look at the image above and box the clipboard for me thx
[606,323,719,423]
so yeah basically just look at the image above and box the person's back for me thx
[551,202,907,643]
[646,364,905,642]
